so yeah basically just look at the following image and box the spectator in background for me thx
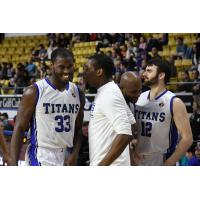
[0,113,13,131]
[57,33,69,48]
[167,56,177,77]
[190,96,200,141]
[39,61,51,79]
[191,44,199,67]
[139,36,147,50]
[120,44,128,58]
[114,59,125,84]
[47,40,58,60]
[191,69,200,95]
[77,73,85,91]
[160,33,168,46]
[147,34,162,51]
[38,44,47,61]
[188,145,200,166]
[126,54,137,72]
[126,41,138,59]
[0,120,12,165]
[176,37,187,58]
[14,63,29,94]
[151,47,161,59]
[7,63,15,79]
[1,62,8,79]
[179,145,195,166]
[177,70,192,92]
[47,33,56,43]
[26,59,36,77]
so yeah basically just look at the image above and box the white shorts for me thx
[25,144,69,166]
[138,152,164,166]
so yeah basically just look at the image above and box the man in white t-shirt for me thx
[84,54,135,166]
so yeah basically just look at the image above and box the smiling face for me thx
[52,56,74,85]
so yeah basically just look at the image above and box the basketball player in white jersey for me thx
[135,58,193,165]
[84,54,135,166]
[10,48,85,166]
[119,71,142,165]
[0,120,12,165]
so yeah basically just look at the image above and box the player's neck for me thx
[96,78,112,89]
[149,84,166,100]
[49,76,67,91]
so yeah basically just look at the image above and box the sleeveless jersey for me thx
[135,89,178,164]
[28,78,80,165]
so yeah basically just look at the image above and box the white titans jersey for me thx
[89,81,134,166]
[135,90,178,165]
[28,78,80,165]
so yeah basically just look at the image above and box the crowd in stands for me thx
[0,33,200,95]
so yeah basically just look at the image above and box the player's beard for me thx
[143,73,159,87]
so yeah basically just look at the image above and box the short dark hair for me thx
[147,58,171,83]
[88,54,114,79]
[51,48,74,64]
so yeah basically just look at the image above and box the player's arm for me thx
[164,98,193,166]
[67,90,85,166]
[98,134,132,166]
[10,85,37,166]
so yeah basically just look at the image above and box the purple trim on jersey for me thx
[170,96,176,116]
[164,118,178,161]
[76,85,81,104]
[28,113,41,166]
[45,78,57,90]
[33,83,39,105]
[155,89,168,100]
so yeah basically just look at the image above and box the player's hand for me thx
[130,139,137,150]
[163,160,174,166]
[132,151,142,166]
[66,153,78,166]
[3,153,12,166]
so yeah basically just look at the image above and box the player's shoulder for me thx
[34,78,47,88]
[165,90,176,98]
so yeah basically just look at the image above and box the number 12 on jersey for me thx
[141,121,152,137]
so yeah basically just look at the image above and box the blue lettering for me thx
[152,112,159,121]
[146,112,151,120]
[55,104,62,113]
[69,104,75,113]
[159,113,165,122]
[75,104,80,114]
[62,104,68,113]
[43,103,50,114]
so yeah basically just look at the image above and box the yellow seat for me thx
[78,67,84,74]
[0,47,7,56]
[7,47,15,55]
[162,50,170,57]
[182,59,192,67]
[184,38,193,45]
[162,45,170,51]
[174,60,182,67]
[170,49,177,56]
[15,47,24,55]
[168,40,177,47]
